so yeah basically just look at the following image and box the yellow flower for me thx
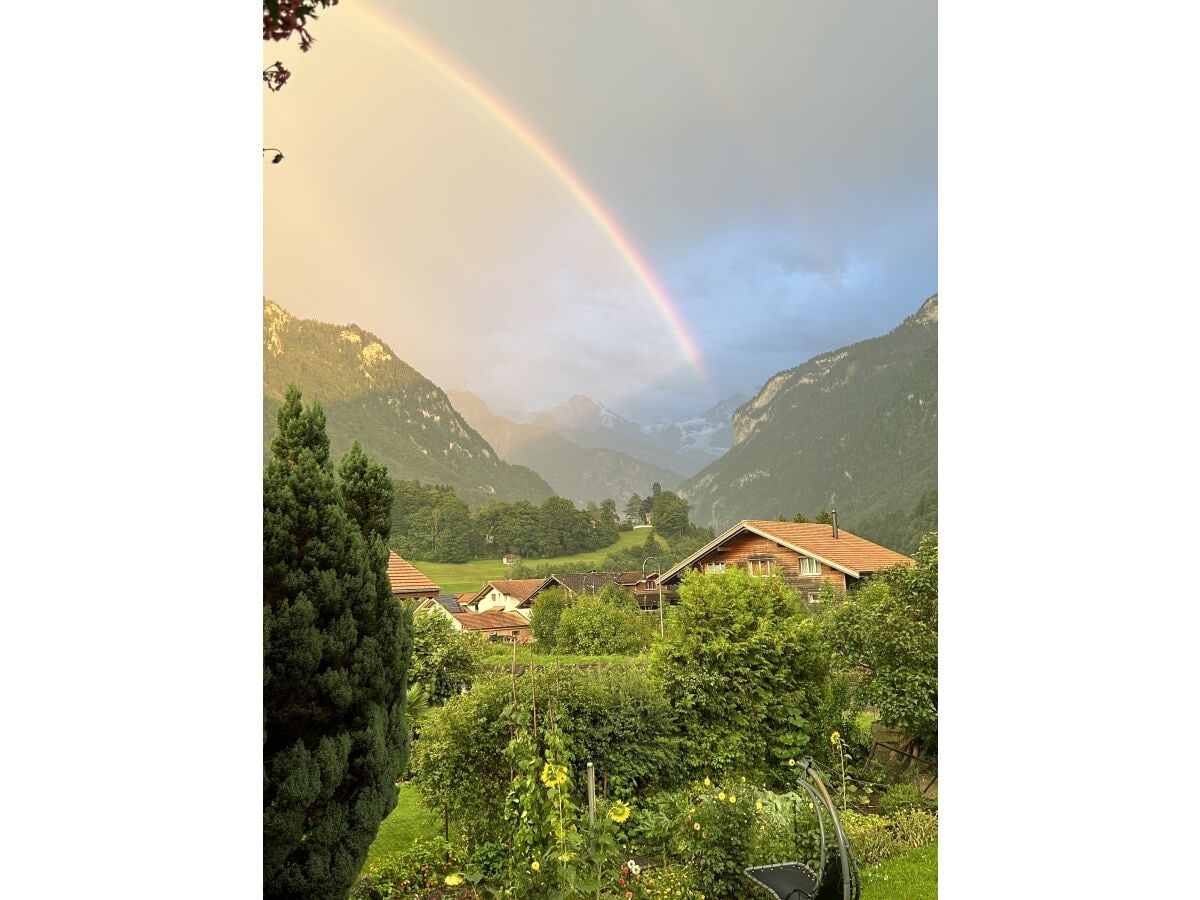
[756,801,764,810]
[609,799,631,823]
[830,731,841,746]
[729,794,737,803]
[540,762,568,788]
[531,860,540,871]
[703,777,711,787]
[557,852,574,862]
[717,791,726,800]
[444,873,465,886]
[788,758,796,767]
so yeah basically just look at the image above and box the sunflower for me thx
[444,873,465,887]
[609,799,631,823]
[540,762,568,788]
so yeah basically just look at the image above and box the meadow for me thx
[413,528,658,593]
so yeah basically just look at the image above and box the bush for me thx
[652,568,831,780]
[409,613,484,705]
[840,811,899,866]
[880,782,923,817]
[413,668,681,845]
[890,807,938,848]
[529,587,572,648]
[555,586,655,654]
[680,780,760,900]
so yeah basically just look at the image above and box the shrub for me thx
[409,613,484,705]
[529,587,572,649]
[891,807,938,848]
[555,586,655,654]
[840,811,899,866]
[652,568,831,780]
[880,782,923,817]
[413,668,681,845]
[681,779,760,900]
[618,861,703,898]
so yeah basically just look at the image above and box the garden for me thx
[356,536,938,899]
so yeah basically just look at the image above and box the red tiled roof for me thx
[661,520,914,584]
[387,552,440,595]
[480,579,549,602]
[742,521,914,575]
[452,610,531,631]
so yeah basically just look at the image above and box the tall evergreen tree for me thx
[264,387,413,899]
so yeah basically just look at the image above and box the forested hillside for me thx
[263,301,555,507]
[680,295,938,535]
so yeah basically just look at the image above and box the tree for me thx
[529,586,572,649]
[652,567,830,779]
[650,490,690,539]
[409,614,483,705]
[825,531,938,755]
[337,441,391,539]
[263,1,342,90]
[554,585,655,655]
[623,493,644,525]
[263,387,413,899]
[815,509,833,525]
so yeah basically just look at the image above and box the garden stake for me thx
[586,761,596,852]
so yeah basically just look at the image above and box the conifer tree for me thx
[264,386,412,899]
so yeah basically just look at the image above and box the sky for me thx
[264,0,936,423]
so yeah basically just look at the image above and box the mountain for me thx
[530,392,747,477]
[679,295,938,535]
[446,390,684,506]
[263,301,555,508]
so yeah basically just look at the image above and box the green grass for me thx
[364,783,440,868]
[413,529,660,594]
[859,843,937,900]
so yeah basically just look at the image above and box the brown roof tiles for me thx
[387,552,440,596]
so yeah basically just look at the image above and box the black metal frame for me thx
[744,759,861,900]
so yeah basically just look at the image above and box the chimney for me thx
[832,508,839,539]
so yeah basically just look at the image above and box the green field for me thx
[412,529,661,593]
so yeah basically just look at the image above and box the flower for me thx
[703,777,711,787]
[788,758,796,767]
[830,731,841,746]
[693,822,701,830]
[444,873,464,886]
[609,799,631,823]
[756,800,764,810]
[729,794,737,803]
[557,852,574,862]
[531,860,540,871]
[540,762,568,788]
[626,893,633,899]
[718,791,726,800]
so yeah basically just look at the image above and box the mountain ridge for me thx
[679,294,938,534]
[263,301,556,508]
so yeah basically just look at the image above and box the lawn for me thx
[859,843,937,900]
[364,783,440,868]
[412,529,661,593]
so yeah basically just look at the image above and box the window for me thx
[807,592,821,604]
[800,557,821,576]
[704,562,726,575]
[748,559,773,577]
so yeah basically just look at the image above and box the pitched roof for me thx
[480,579,551,602]
[451,609,531,631]
[387,552,440,595]
[661,520,913,583]
[433,595,463,614]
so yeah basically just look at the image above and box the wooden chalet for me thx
[465,578,561,619]
[658,518,912,603]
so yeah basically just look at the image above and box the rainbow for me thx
[351,3,706,377]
